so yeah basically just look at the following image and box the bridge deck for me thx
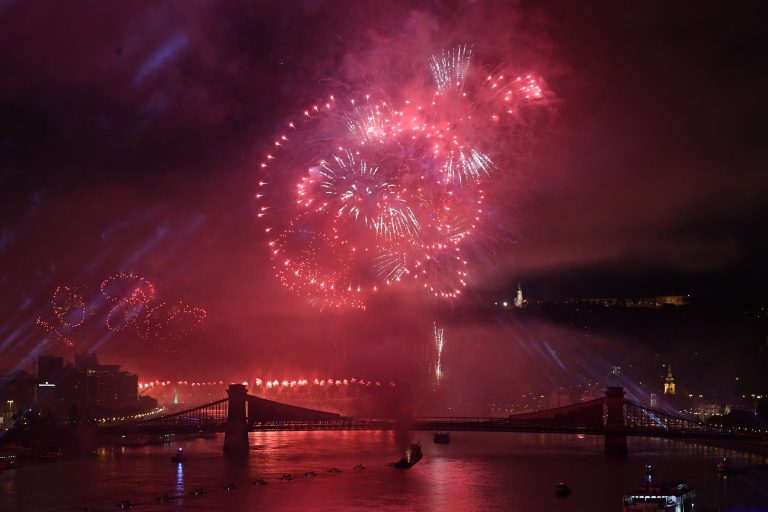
[128,392,768,442]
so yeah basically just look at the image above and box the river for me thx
[2,431,767,511]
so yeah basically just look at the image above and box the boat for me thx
[716,457,746,475]
[253,477,268,485]
[393,441,423,469]
[0,453,20,470]
[171,448,184,463]
[622,465,696,511]
[555,483,571,497]
[433,432,450,444]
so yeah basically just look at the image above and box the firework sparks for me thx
[346,106,393,145]
[444,148,496,186]
[429,45,472,95]
[51,285,92,329]
[317,151,420,241]
[100,272,156,332]
[138,302,207,353]
[36,272,206,351]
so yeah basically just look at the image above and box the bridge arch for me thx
[130,386,767,455]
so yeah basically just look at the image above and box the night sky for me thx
[1,1,766,399]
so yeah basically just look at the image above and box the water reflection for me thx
[175,462,184,511]
[0,432,766,511]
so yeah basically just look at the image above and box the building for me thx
[35,352,149,419]
[562,295,691,308]
[664,366,676,395]
[36,355,65,411]
[494,283,527,309]
[656,295,690,307]
[93,368,139,411]
[514,283,526,308]
[0,371,35,425]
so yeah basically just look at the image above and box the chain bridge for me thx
[125,385,768,455]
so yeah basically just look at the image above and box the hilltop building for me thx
[495,283,528,309]
[514,283,526,308]
[561,295,691,308]
[664,366,676,395]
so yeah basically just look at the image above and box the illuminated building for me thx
[655,295,690,306]
[514,283,526,308]
[562,295,691,308]
[93,369,138,410]
[695,402,726,420]
[664,366,676,395]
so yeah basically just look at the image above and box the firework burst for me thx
[258,44,548,309]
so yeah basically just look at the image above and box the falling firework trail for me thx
[429,44,472,94]
[434,322,445,385]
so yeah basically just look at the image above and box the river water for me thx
[2,431,767,511]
